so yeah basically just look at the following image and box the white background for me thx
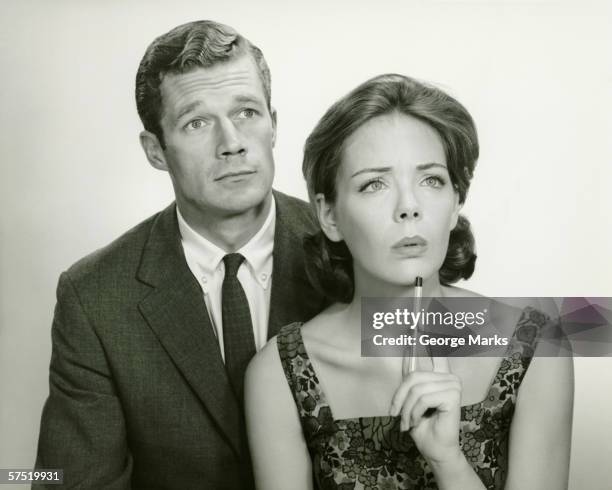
[1,0,611,488]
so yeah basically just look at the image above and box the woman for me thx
[245,74,573,489]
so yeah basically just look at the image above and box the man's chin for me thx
[213,189,272,217]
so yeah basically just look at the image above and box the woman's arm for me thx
[505,353,574,489]
[245,338,314,490]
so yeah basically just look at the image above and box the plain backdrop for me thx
[1,0,611,488]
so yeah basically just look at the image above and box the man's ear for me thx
[315,193,343,242]
[139,130,168,171]
[270,107,278,148]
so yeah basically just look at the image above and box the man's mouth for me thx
[215,170,256,181]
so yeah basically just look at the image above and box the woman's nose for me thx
[393,191,421,223]
[394,208,421,222]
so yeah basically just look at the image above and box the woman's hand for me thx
[390,356,462,465]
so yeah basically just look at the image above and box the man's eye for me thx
[359,179,387,193]
[186,119,206,130]
[239,108,256,119]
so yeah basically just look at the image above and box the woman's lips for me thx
[391,236,428,257]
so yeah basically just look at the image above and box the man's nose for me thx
[216,120,246,158]
[393,189,421,223]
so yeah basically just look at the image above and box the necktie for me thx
[222,253,256,403]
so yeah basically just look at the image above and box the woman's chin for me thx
[390,269,438,288]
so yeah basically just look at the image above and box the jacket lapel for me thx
[268,191,324,338]
[268,221,298,338]
[136,204,242,457]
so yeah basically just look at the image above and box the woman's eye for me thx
[359,179,387,193]
[423,176,445,188]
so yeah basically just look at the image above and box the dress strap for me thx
[511,306,548,356]
[276,323,331,420]
[484,306,549,405]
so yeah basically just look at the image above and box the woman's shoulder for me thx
[444,287,557,316]
[441,285,484,298]
[248,304,347,379]
[442,287,558,326]
[246,333,282,383]
[299,303,352,352]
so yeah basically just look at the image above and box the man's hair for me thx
[135,20,271,147]
[302,74,479,303]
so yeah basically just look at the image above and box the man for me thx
[35,20,325,489]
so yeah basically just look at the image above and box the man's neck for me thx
[177,193,273,252]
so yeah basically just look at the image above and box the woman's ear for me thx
[315,193,343,242]
[450,190,462,230]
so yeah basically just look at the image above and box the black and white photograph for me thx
[1,1,611,489]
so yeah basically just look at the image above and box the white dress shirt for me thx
[177,198,276,361]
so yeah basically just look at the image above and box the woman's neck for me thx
[333,274,447,347]
[352,274,445,299]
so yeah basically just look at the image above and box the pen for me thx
[402,276,422,377]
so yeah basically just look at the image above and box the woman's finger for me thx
[407,387,461,430]
[390,372,455,416]
[432,355,451,374]
[397,378,461,430]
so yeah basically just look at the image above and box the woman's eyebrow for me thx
[416,162,448,171]
[350,166,392,178]
[350,162,447,178]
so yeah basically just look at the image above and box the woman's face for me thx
[319,112,460,292]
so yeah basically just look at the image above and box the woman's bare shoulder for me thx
[441,287,559,319]
[444,287,559,317]
[300,303,347,340]
[249,303,349,376]
[247,335,281,382]
[441,285,485,298]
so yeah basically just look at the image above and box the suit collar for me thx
[137,204,243,457]
[135,196,316,457]
[139,195,312,335]
[268,191,311,338]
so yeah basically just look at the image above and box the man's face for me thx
[154,55,276,219]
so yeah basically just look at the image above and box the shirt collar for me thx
[238,197,275,287]
[176,197,276,289]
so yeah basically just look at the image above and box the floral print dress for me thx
[276,308,547,490]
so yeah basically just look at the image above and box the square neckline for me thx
[285,318,525,423]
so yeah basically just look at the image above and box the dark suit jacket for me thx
[35,190,326,489]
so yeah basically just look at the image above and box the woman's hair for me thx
[302,74,479,303]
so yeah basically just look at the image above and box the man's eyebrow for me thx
[176,101,202,121]
[175,95,264,121]
[233,94,265,106]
